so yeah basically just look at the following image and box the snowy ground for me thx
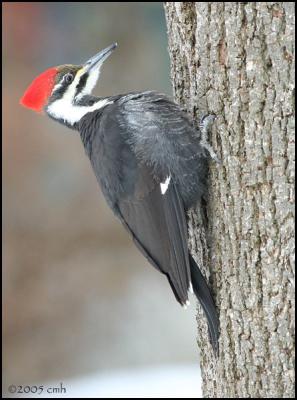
[4,364,202,398]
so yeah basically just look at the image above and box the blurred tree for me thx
[164,2,294,398]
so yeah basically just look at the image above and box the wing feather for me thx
[116,165,191,305]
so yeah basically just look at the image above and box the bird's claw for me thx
[199,114,221,164]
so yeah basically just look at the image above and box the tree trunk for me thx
[164,2,295,398]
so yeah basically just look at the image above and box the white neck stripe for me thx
[47,98,112,126]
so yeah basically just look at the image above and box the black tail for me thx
[189,254,219,355]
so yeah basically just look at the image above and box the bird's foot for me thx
[199,114,221,164]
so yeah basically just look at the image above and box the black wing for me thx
[115,163,191,306]
[115,159,219,351]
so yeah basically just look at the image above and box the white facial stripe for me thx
[82,68,100,95]
[64,70,82,101]
[75,68,101,101]
[47,98,113,125]
[47,66,111,125]
[52,81,63,93]
[160,176,171,195]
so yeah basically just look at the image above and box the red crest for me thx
[20,67,58,113]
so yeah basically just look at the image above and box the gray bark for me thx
[164,2,295,398]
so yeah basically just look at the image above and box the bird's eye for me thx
[64,73,74,84]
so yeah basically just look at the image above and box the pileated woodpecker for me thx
[20,43,219,353]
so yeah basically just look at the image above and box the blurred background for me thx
[3,2,201,397]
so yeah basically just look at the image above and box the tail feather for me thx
[189,254,219,355]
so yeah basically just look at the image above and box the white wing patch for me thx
[160,176,171,195]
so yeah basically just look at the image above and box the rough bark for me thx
[164,2,295,398]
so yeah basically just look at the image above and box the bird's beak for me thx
[83,43,117,73]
